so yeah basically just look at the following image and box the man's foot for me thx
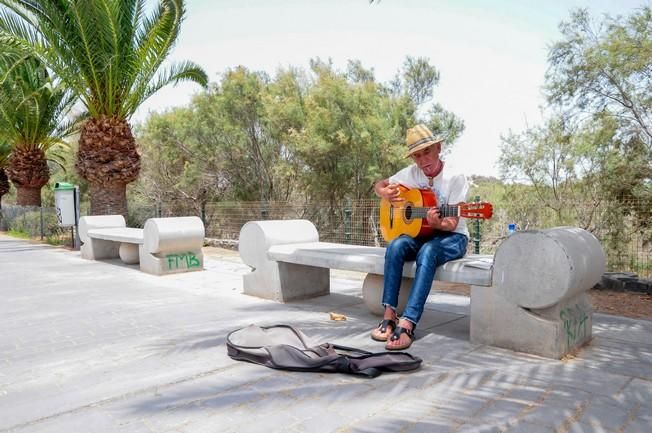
[385,319,415,350]
[371,318,396,341]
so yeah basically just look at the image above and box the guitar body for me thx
[380,186,437,242]
[379,185,494,242]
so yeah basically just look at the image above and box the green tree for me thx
[500,116,577,224]
[546,7,652,240]
[288,59,409,209]
[137,66,305,205]
[0,56,75,206]
[389,56,465,148]
[547,7,652,151]
[135,106,225,210]
[0,0,207,216]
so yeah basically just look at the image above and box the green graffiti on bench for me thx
[166,252,201,270]
[560,304,589,348]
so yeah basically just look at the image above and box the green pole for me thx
[474,195,481,254]
[344,198,352,244]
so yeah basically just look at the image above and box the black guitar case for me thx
[226,324,422,378]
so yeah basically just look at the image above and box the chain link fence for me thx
[2,198,650,278]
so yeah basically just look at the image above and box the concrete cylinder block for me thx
[79,215,126,244]
[119,243,140,264]
[362,274,411,316]
[143,216,205,254]
[493,227,605,309]
[239,220,319,269]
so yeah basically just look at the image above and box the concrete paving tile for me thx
[403,419,456,433]
[8,408,152,433]
[475,399,530,422]
[566,420,612,433]
[454,422,505,433]
[623,416,652,433]
[619,378,652,409]
[289,412,358,433]
[500,385,549,406]
[414,309,467,332]
[578,399,632,432]
[345,415,414,433]
[424,315,471,342]
[592,314,652,345]
[504,421,555,433]
[517,404,582,431]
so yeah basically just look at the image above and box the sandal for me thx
[371,319,396,342]
[386,326,415,350]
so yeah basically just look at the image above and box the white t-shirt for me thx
[389,161,470,237]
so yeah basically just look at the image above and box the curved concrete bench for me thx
[239,219,606,358]
[79,215,205,275]
[471,227,605,358]
[79,215,139,263]
[239,220,491,304]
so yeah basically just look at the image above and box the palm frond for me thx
[1,0,205,121]
[125,60,208,117]
[0,141,11,167]
[0,55,77,154]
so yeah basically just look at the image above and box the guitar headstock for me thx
[459,202,493,219]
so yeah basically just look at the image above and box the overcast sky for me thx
[135,0,650,178]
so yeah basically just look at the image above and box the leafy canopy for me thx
[0,0,208,119]
[0,55,75,160]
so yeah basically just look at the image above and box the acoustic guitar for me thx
[379,185,493,242]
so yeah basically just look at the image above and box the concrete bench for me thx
[79,215,205,275]
[239,219,606,359]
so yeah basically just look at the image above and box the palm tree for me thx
[0,141,10,209]
[0,0,208,215]
[0,56,75,206]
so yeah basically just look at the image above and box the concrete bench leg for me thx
[362,273,412,316]
[471,285,592,358]
[278,262,330,301]
[140,216,205,275]
[241,260,329,302]
[81,237,119,260]
[239,220,330,302]
[139,246,204,275]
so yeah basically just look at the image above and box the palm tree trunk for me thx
[6,149,49,207]
[16,186,42,207]
[89,182,128,217]
[77,116,140,218]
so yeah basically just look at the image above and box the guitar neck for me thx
[410,205,460,219]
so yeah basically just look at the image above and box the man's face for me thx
[410,142,441,176]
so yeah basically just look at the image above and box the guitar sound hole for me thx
[405,206,412,220]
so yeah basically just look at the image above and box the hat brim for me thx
[405,137,444,158]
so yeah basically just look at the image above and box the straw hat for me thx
[405,124,444,157]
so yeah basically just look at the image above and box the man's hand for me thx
[380,183,404,202]
[426,207,443,229]
[426,207,459,231]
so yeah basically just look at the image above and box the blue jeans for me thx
[382,233,468,325]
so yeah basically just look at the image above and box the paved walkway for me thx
[0,234,650,433]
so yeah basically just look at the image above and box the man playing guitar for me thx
[372,124,469,350]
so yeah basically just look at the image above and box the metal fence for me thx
[2,198,650,279]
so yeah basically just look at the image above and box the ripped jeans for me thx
[382,232,468,325]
